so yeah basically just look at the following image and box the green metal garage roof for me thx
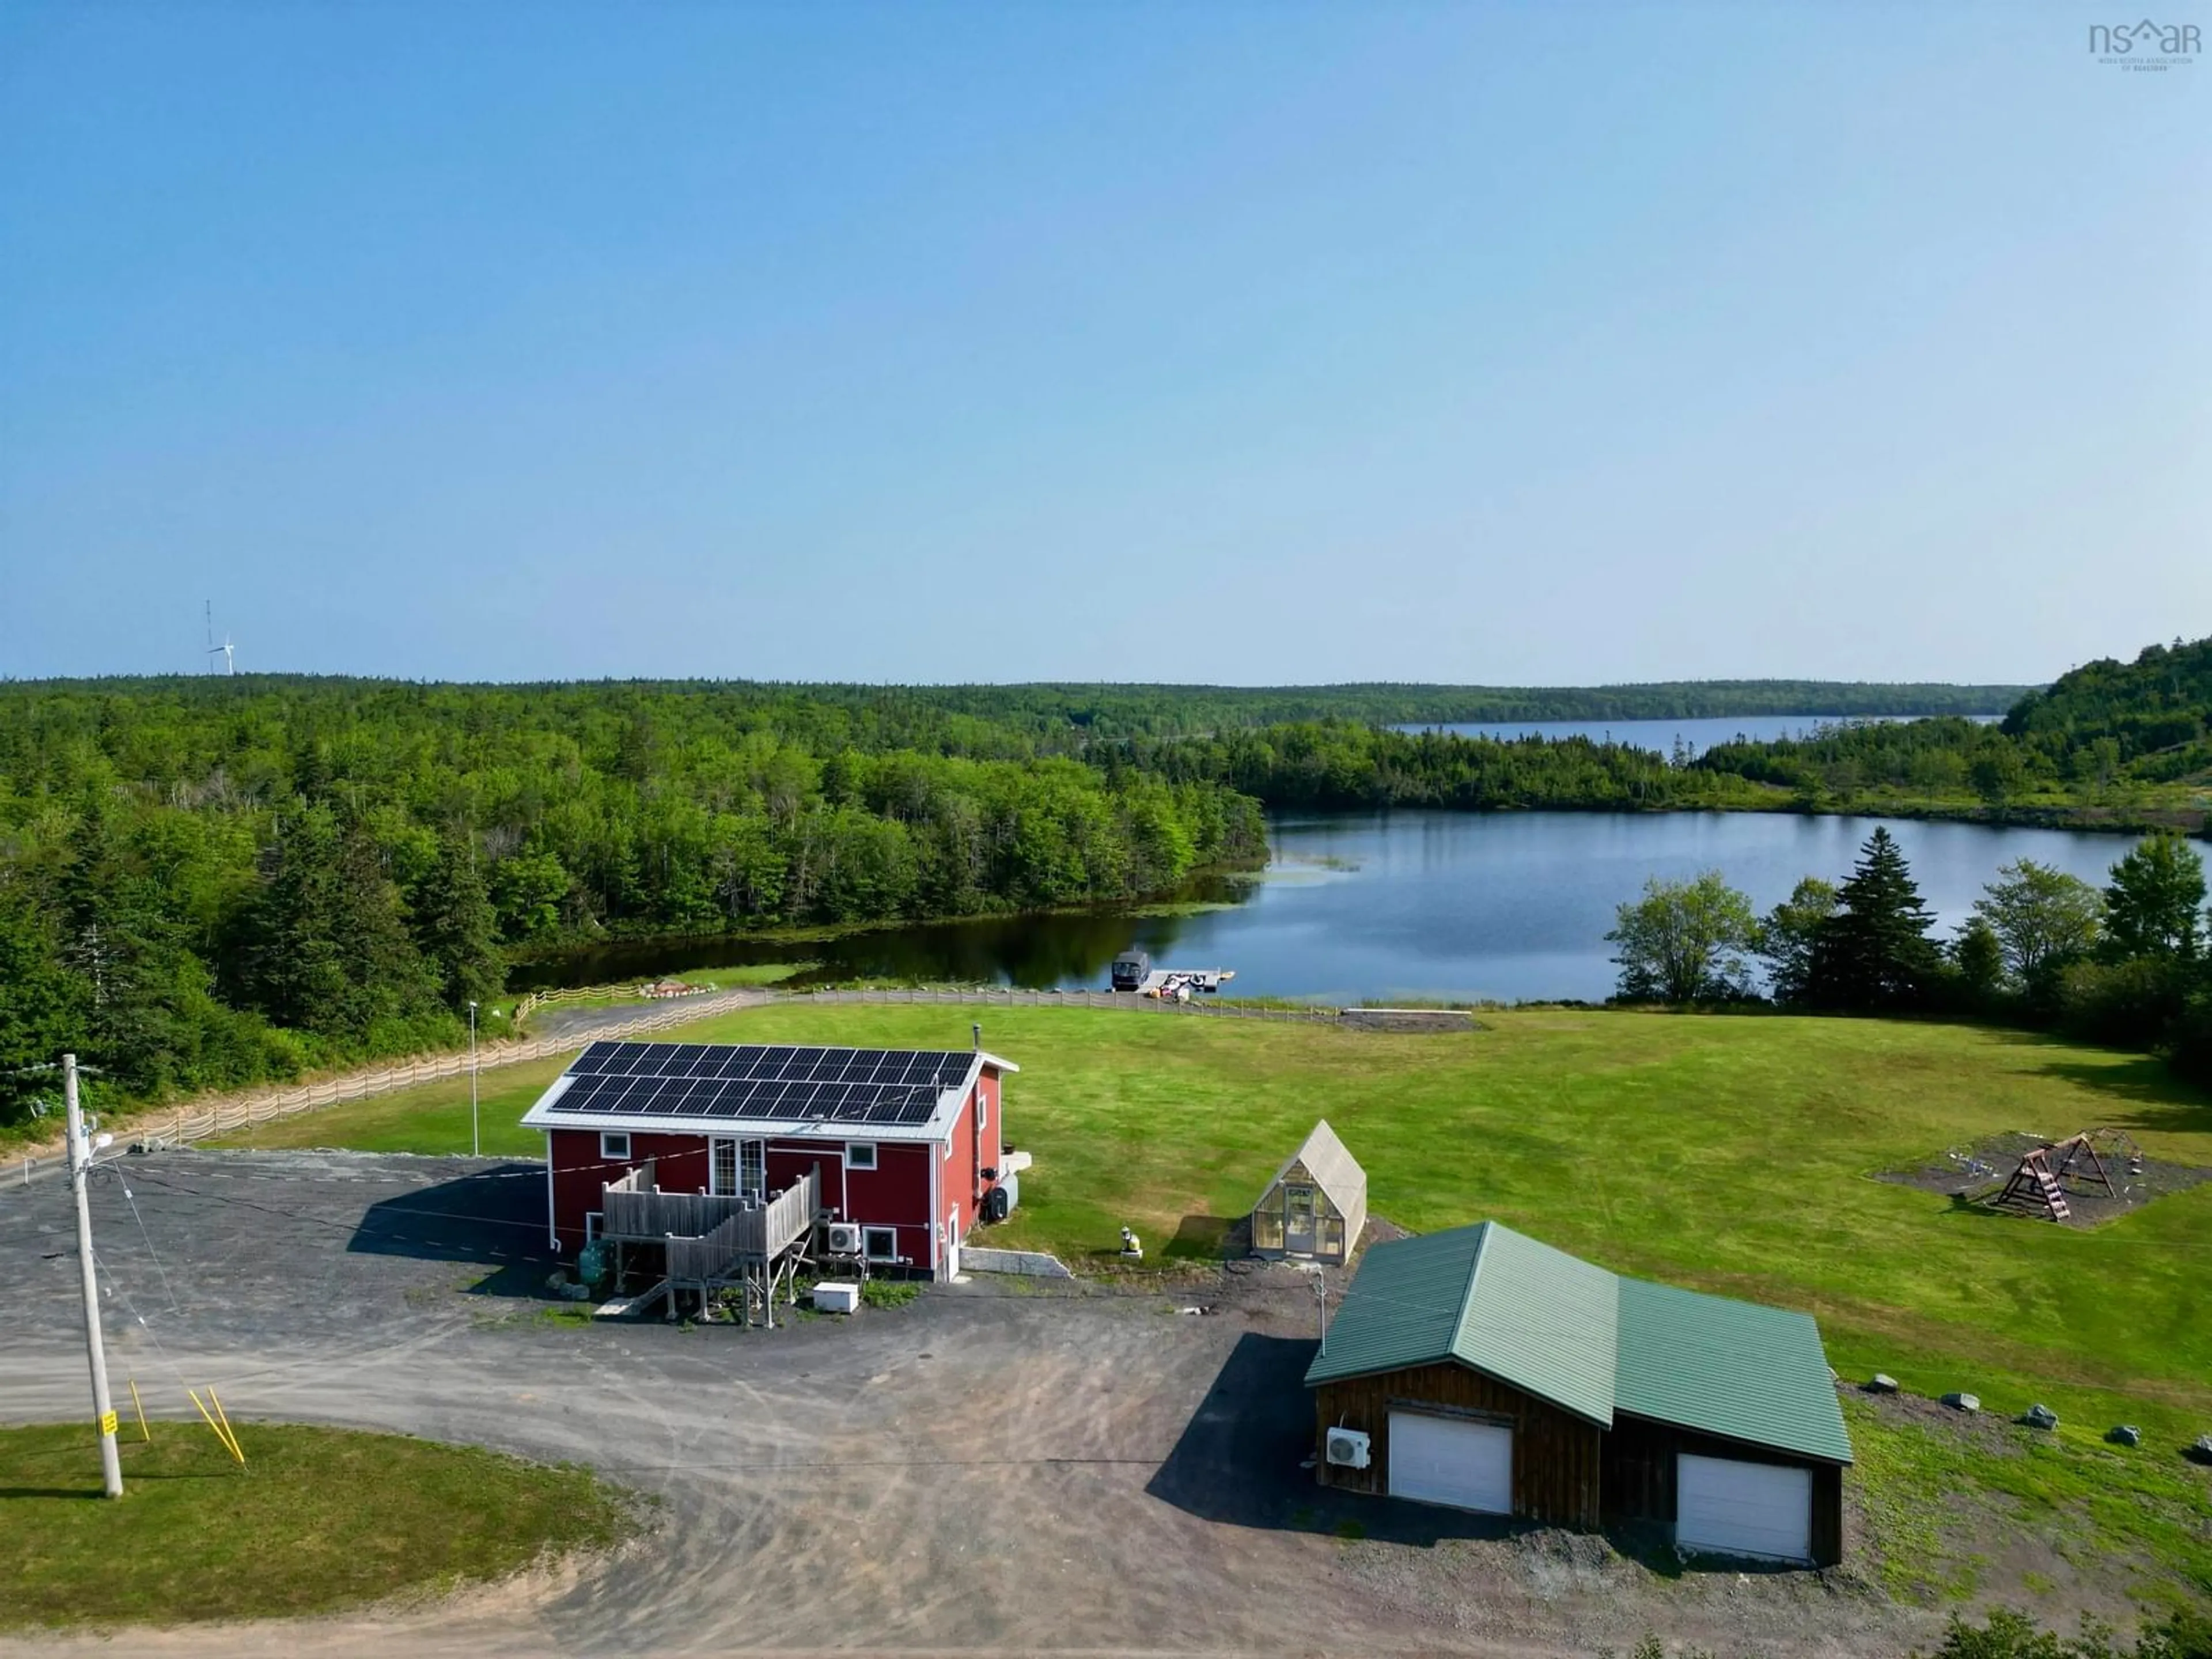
[1304,1222,1851,1465]
[1303,1222,1618,1426]
[1614,1278,1853,1464]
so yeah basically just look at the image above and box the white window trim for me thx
[862,1226,899,1261]
[600,1132,631,1161]
[584,1211,603,1244]
[846,1142,878,1171]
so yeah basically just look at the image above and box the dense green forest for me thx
[819,676,2031,731]
[1097,722,1775,810]
[1083,637,2209,817]
[0,680,1264,1116]
[1695,637,2212,815]
[0,642,2199,1121]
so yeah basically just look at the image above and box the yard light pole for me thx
[468,1002,480,1158]
[66,1055,123,1498]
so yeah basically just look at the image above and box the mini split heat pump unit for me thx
[825,1221,865,1256]
[1325,1428,1372,1470]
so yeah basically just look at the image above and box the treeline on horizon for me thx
[3,672,2031,743]
[1120,635,2211,815]
[0,635,2202,1120]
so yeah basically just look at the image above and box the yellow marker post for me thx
[206,1388,244,1465]
[128,1378,151,1443]
[187,1389,243,1464]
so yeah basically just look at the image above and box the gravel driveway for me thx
[0,1151,1925,1658]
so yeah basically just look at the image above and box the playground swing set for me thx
[1987,1129,2145,1222]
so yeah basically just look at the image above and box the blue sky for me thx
[1,3,2204,685]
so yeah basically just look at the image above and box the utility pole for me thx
[468,1002,480,1158]
[66,1055,123,1498]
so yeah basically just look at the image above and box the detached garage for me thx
[1306,1222,1851,1566]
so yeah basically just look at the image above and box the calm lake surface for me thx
[1396,714,1998,757]
[515,811,2146,1005]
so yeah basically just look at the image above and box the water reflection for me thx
[507,872,1251,993]
[510,812,2148,1004]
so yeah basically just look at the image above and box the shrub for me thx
[2053,956,2192,1051]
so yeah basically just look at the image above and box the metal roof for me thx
[1302,1224,1479,1391]
[1305,1221,1852,1465]
[1456,1224,1619,1427]
[1613,1278,1853,1465]
[1253,1119,1366,1218]
[1302,1222,1617,1427]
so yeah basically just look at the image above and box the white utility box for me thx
[812,1281,861,1315]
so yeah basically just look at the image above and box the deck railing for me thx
[612,1167,819,1281]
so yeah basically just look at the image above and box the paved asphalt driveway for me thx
[0,1152,1911,1658]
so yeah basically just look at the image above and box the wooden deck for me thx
[603,1161,820,1278]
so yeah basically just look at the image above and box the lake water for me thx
[1395,714,1998,758]
[513,810,2146,1006]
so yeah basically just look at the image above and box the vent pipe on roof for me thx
[972,1022,982,1052]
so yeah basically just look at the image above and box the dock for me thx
[1134,968,1235,1001]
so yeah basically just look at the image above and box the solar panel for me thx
[543,1041,979,1126]
[569,1042,619,1075]
[709,1045,764,1079]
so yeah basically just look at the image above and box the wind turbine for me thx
[204,601,236,675]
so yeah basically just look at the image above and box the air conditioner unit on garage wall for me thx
[1325,1428,1372,1470]
[825,1221,864,1255]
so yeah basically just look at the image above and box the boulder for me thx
[2107,1425,2142,1447]
[1942,1392,1980,1413]
[2021,1404,2058,1430]
[2189,1435,2212,1465]
[1866,1374,1900,1394]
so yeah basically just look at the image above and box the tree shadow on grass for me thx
[1979,1030,2212,1139]
[345,1165,554,1297]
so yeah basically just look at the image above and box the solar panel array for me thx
[546,1041,976,1127]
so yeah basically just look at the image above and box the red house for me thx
[520,1039,1017,1280]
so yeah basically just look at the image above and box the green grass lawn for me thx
[907,1001,2209,1607]
[0,1422,634,1628]
[214,1004,2212,1483]
[210,1052,571,1155]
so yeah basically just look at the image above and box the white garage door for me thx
[1387,1412,1512,1514]
[1676,1453,1812,1562]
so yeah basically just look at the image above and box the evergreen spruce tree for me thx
[0,890,81,1120]
[1806,828,1941,1010]
[54,804,204,1092]
[410,834,505,1012]
[247,805,437,1041]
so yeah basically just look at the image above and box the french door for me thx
[710,1138,766,1199]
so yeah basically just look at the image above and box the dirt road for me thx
[0,1151,1927,1658]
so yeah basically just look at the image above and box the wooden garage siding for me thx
[1599,1412,1844,1567]
[1312,1361,1604,1528]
